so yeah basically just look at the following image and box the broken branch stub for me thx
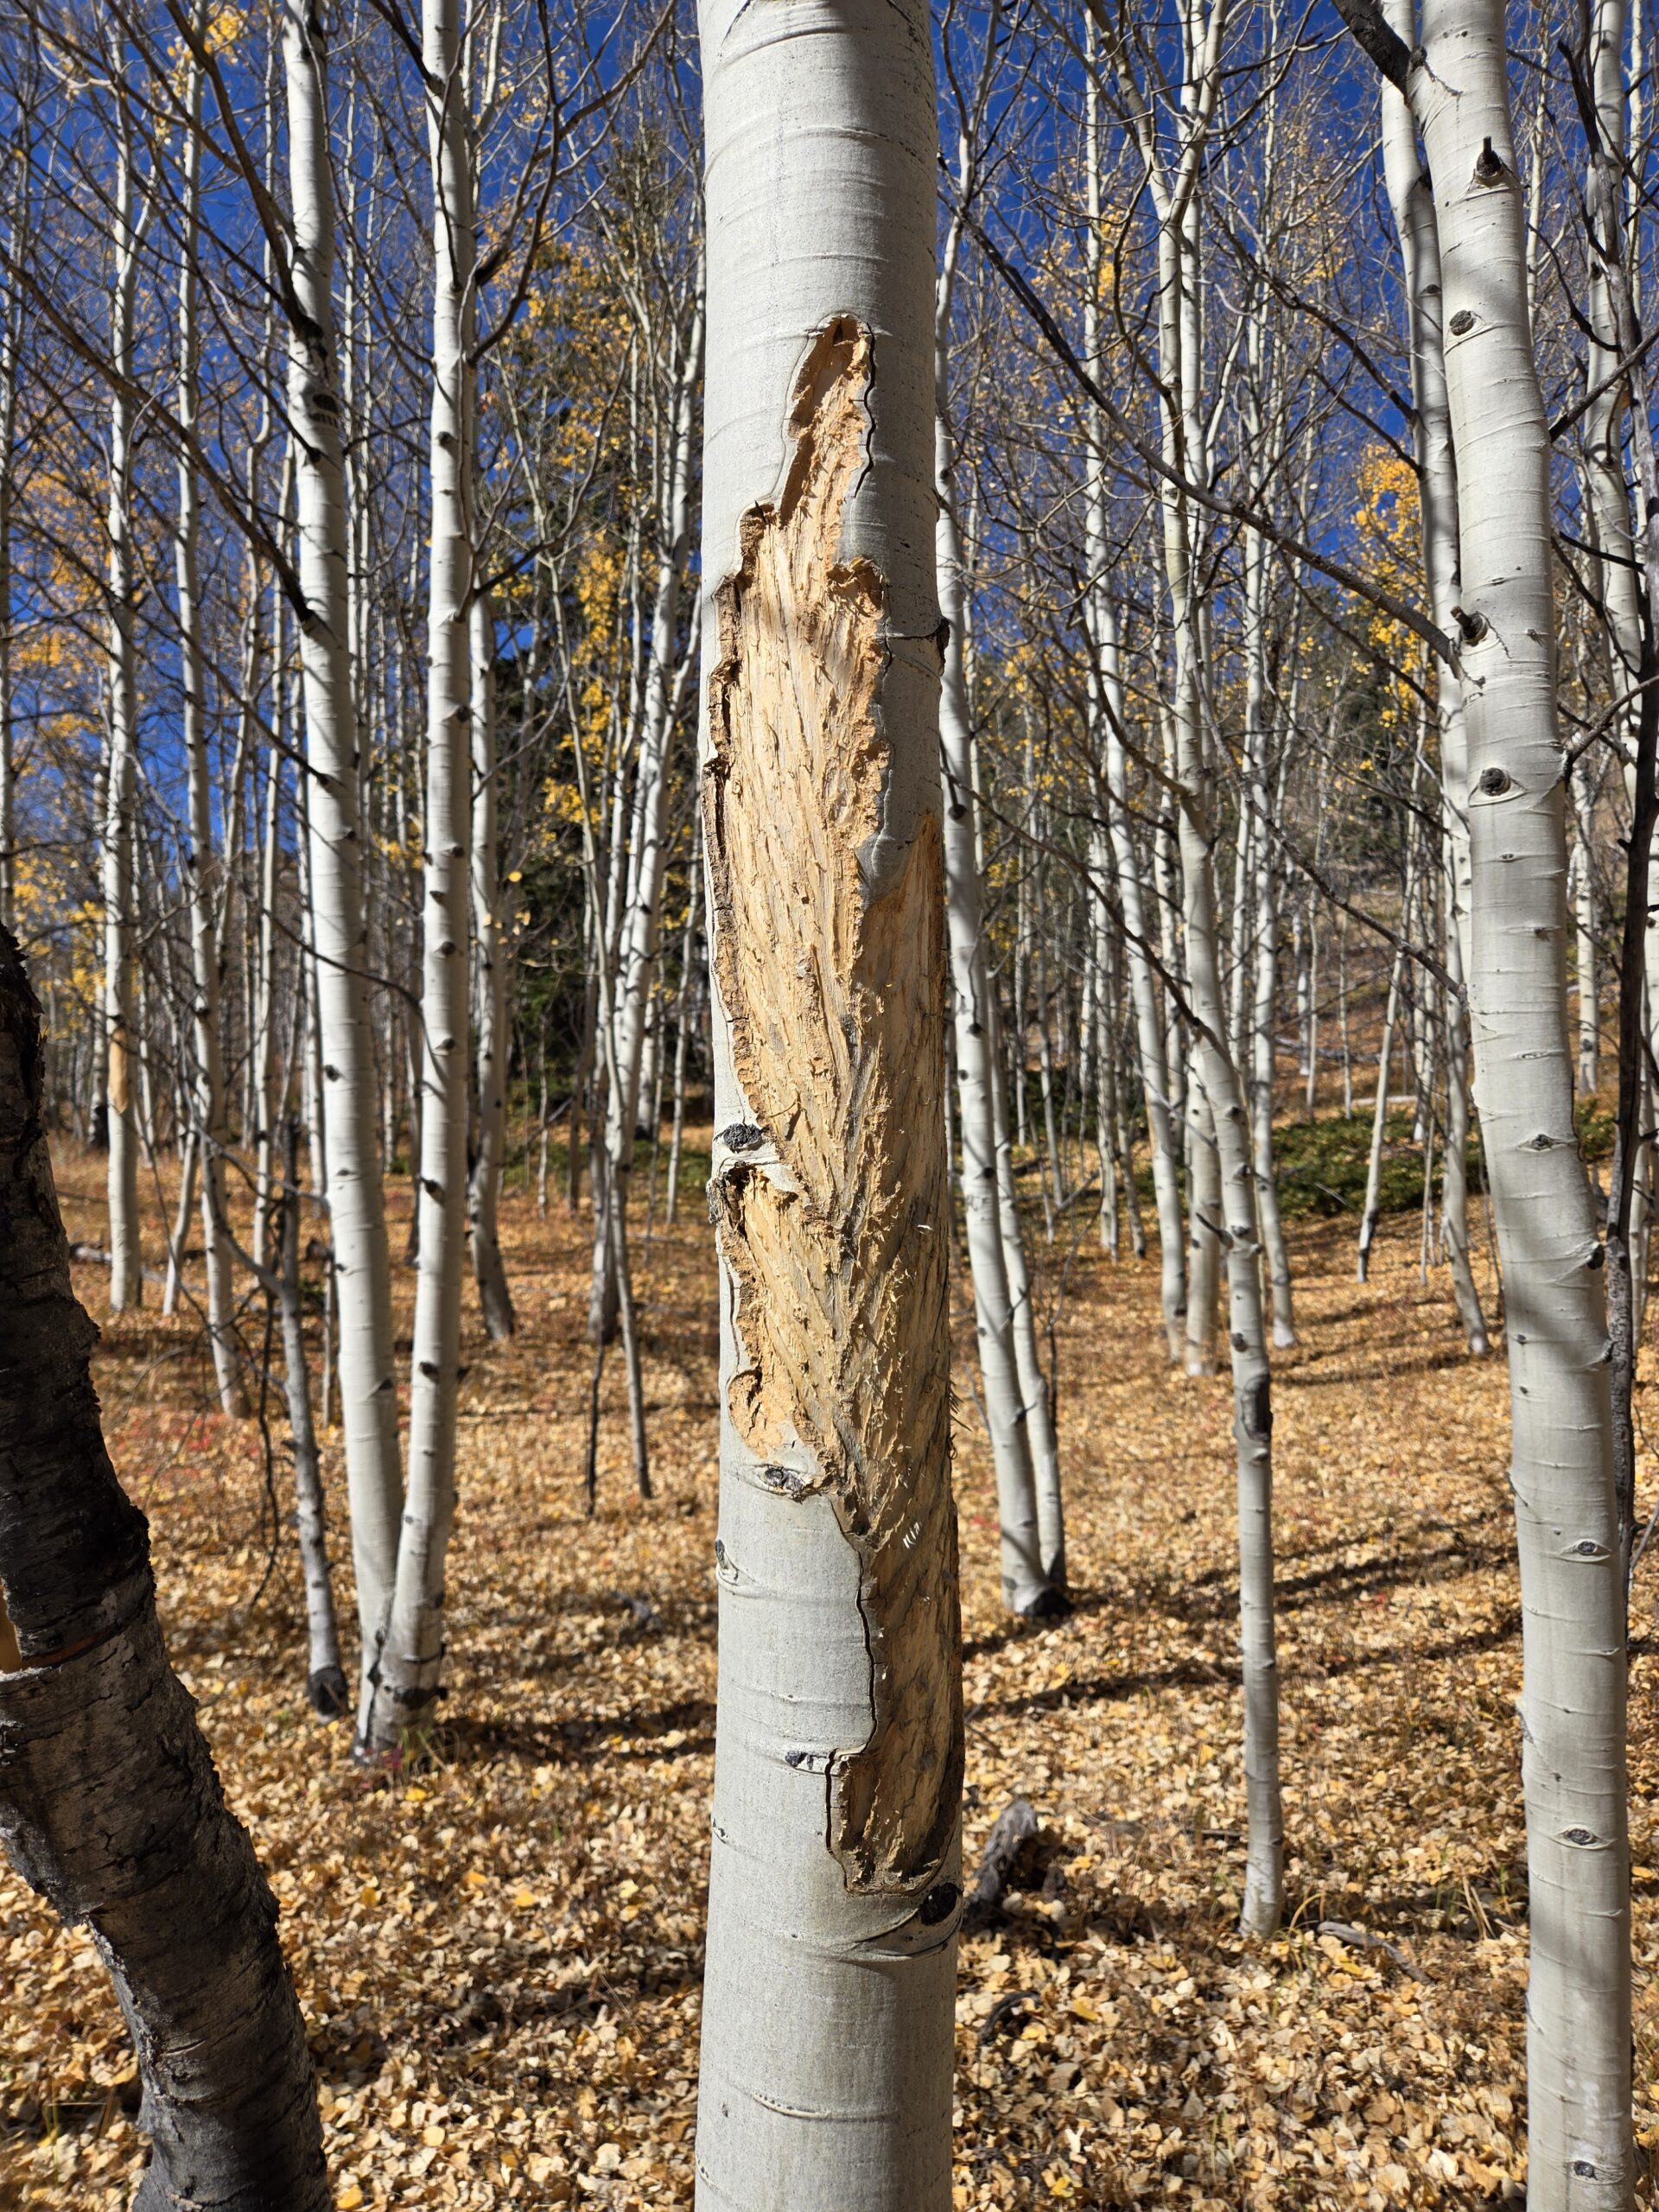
[702,315,960,1897]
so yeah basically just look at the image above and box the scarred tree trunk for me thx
[693,4,962,2202]
[0,926,329,2212]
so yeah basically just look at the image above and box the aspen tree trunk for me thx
[1109,0,1281,1928]
[1571,798,1599,1093]
[0,930,329,2212]
[363,0,476,1753]
[0,146,19,931]
[276,1120,346,1717]
[990,1002,1067,1584]
[1239,478,1294,1345]
[694,6,961,2202]
[1377,0,1491,1353]
[251,718,282,1278]
[589,301,703,1341]
[1090,586,1185,1357]
[103,110,143,1313]
[283,0,404,1724]
[664,819,701,1229]
[176,18,247,1419]
[937,300,1054,1617]
[1249,823,1294,1344]
[1358,944,1406,1281]
[1576,0,1659,1573]
[162,1133,199,1319]
[467,588,516,1339]
[1404,4,1632,2192]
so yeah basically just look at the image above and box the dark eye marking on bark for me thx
[702,316,960,1895]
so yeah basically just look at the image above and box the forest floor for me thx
[2,1137,1657,2209]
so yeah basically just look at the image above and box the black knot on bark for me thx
[1449,308,1477,335]
[1476,765,1512,795]
[1472,137,1508,185]
[718,1122,766,1154]
[1455,606,1490,644]
[919,1881,961,1926]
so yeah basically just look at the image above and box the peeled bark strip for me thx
[703,321,959,1891]
[693,10,958,2196]
[1407,3,1632,2197]
[0,927,328,2212]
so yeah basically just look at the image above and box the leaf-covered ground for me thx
[3,1145,1656,2209]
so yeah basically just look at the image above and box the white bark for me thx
[364,0,476,1752]
[590,297,703,1335]
[276,1121,346,1717]
[693,5,960,2202]
[176,16,246,1418]
[103,110,143,1313]
[1408,6,1631,2196]
[937,378,1053,1616]
[1379,0,1491,1354]
[283,0,404,1719]
[467,586,516,1338]
[1092,588,1185,1358]
[0,143,20,931]
[1103,0,1282,1930]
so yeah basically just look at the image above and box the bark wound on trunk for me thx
[703,317,960,1893]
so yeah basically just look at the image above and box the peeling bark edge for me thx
[0,925,330,2212]
[702,317,963,1898]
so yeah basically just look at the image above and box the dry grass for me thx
[2,1141,1656,2208]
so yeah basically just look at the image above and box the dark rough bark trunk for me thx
[0,925,329,2212]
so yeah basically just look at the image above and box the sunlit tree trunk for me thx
[0,930,329,2212]
[589,297,702,1340]
[276,1120,346,1718]
[694,4,961,2202]
[938,232,1054,1615]
[1378,0,1491,1355]
[176,15,247,1417]
[103,105,143,1313]
[282,0,403,1726]
[0,138,21,932]
[1407,3,1632,2193]
[467,586,516,1338]
[1108,0,1283,1930]
[363,0,476,1754]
